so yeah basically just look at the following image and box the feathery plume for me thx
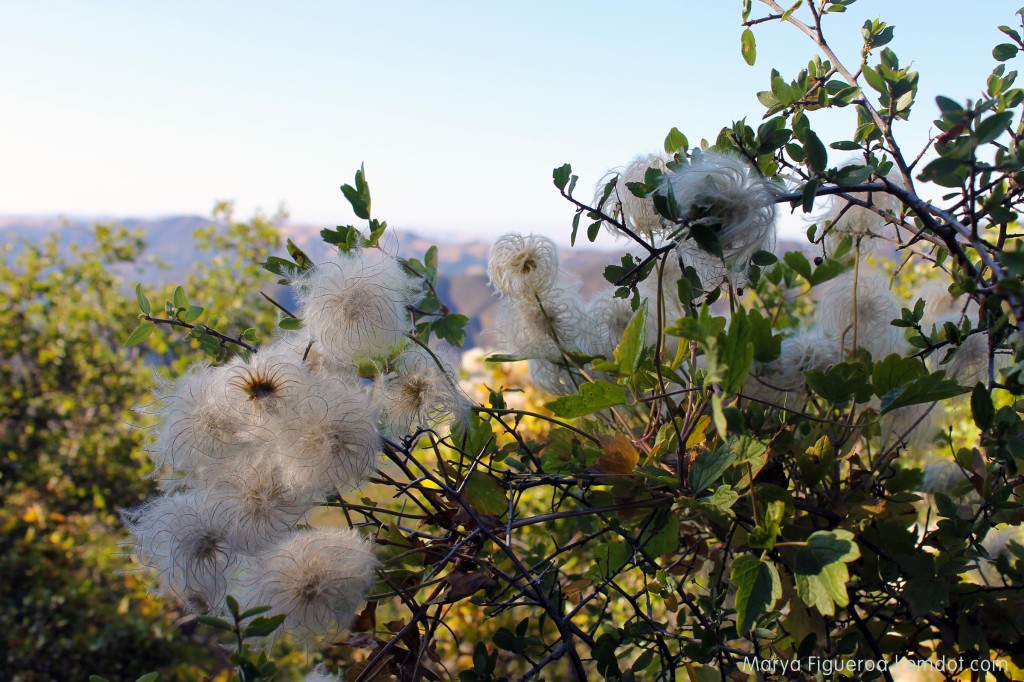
[297,251,421,362]
[744,329,839,404]
[218,344,310,426]
[272,375,381,492]
[195,453,318,554]
[303,665,342,682]
[823,169,903,258]
[487,233,561,299]
[528,358,585,396]
[244,528,378,643]
[816,272,905,360]
[661,151,777,273]
[596,154,671,239]
[373,344,468,436]
[123,492,238,613]
[148,365,258,473]
[578,293,635,359]
[920,459,970,496]
[492,282,584,360]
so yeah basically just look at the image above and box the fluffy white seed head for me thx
[528,358,585,396]
[303,665,342,682]
[298,252,421,363]
[149,365,259,473]
[244,528,378,643]
[487,233,561,299]
[597,154,671,239]
[194,453,319,555]
[218,344,311,426]
[942,332,1013,387]
[744,329,839,405]
[373,344,469,436]
[123,491,238,613]
[879,403,940,454]
[816,272,905,360]
[272,375,381,492]
[493,283,583,360]
[823,170,903,258]
[661,151,777,272]
[920,459,970,496]
[578,294,635,359]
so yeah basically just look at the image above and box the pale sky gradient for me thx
[1,1,1017,243]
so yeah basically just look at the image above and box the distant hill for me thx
[1,214,807,349]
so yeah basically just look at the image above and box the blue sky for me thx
[1,1,1018,243]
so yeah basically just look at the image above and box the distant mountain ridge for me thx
[1,214,807,348]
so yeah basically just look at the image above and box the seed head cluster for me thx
[126,248,467,643]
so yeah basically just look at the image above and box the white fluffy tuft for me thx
[298,252,421,362]
[596,154,671,239]
[373,344,469,436]
[661,151,777,273]
[272,375,381,492]
[816,272,905,360]
[243,529,378,643]
[487,233,561,298]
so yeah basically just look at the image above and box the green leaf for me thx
[805,361,873,404]
[195,615,234,631]
[748,500,786,550]
[664,127,689,153]
[794,530,859,574]
[89,677,111,682]
[872,354,926,398]
[172,285,189,310]
[545,380,629,419]
[463,471,508,516]
[424,245,439,283]
[719,309,754,394]
[879,371,967,413]
[975,111,1014,144]
[971,382,995,429]
[751,250,777,266]
[993,43,1019,62]
[124,321,155,347]
[783,251,813,281]
[800,129,827,173]
[431,314,469,347]
[181,305,205,324]
[747,309,781,363]
[831,85,862,106]
[135,284,151,315]
[278,317,304,331]
[732,555,782,634]
[862,64,887,94]
[135,675,159,682]
[239,605,273,620]
[741,28,757,66]
[614,301,647,375]
[689,444,735,494]
[225,594,240,617]
[262,255,304,280]
[485,353,529,363]
[320,225,362,252]
[794,530,860,616]
[286,238,315,271]
[642,512,680,556]
[340,164,372,219]
[244,613,287,638]
[552,163,572,191]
